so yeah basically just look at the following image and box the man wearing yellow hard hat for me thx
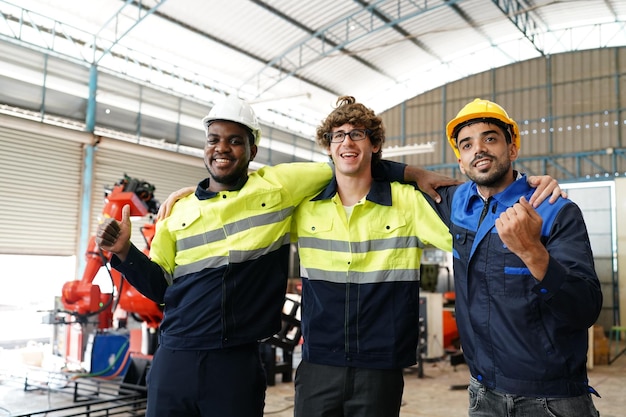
[431,98,602,416]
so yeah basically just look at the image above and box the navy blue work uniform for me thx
[432,175,602,415]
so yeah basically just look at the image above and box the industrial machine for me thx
[51,175,163,378]
[418,248,461,360]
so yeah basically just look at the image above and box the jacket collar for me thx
[194,176,250,200]
[462,172,529,210]
[311,176,392,206]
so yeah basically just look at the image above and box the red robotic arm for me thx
[60,176,163,332]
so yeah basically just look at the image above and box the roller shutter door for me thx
[0,119,86,255]
[0,115,208,256]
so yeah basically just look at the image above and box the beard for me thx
[464,153,512,188]
[204,161,249,188]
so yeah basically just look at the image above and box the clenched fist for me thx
[495,197,549,280]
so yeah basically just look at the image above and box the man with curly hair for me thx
[290,96,454,416]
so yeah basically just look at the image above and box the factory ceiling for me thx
[1,0,625,164]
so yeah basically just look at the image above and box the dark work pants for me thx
[294,360,404,417]
[146,344,266,417]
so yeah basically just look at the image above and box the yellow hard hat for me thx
[446,98,520,158]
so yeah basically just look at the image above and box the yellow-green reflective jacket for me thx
[129,162,333,350]
[294,178,452,369]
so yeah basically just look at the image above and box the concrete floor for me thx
[264,352,626,417]
[1,344,625,417]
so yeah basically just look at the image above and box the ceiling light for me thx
[382,142,435,157]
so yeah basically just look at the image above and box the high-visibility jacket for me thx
[113,162,334,350]
[111,161,407,351]
[294,178,452,369]
[434,175,602,397]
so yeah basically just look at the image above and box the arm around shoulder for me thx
[404,165,462,203]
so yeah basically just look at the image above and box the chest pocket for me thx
[303,217,334,236]
[242,189,286,234]
[488,232,535,296]
[234,189,288,248]
[363,208,413,269]
[367,208,407,238]
[168,206,207,254]
[450,224,471,258]
[450,225,470,282]
[244,188,283,212]
[169,206,203,234]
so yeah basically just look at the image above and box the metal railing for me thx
[2,368,147,417]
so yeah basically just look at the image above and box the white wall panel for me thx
[564,182,616,330]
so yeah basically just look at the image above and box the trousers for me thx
[294,360,404,417]
[146,344,266,417]
[468,376,600,417]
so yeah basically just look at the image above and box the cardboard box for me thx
[593,325,609,365]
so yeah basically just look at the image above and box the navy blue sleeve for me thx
[374,160,458,227]
[373,160,407,183]
[421,185,458,226]
[531,202,602,329]
[111,244,169,304]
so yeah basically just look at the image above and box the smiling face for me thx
[456,121,518,196]
[328,123,380,178]
[203,120,257,192]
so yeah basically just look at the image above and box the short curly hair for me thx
[316,96,385,164]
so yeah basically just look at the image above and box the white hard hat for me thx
[202,96,262,145]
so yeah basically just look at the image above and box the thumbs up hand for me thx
[96,204,132,261]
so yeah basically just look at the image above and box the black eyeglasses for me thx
[324,129,371,143]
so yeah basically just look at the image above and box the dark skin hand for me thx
[96,205,132,261]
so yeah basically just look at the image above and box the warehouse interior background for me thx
[1,1,626,414]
